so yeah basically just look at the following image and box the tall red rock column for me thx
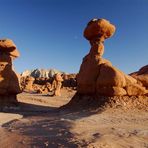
[77,19,147,96]
[0,39,21,106]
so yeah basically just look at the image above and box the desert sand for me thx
[0,89,148,148]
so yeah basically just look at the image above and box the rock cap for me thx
[0,39,20,58]
[84,18,116,41]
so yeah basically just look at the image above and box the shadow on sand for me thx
[1,94,104,147]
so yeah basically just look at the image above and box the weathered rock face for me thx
[62,74,77,89]
[34,82,51,94]
[0,39,21,106]
[77,19,147,96]
[130,65,148,89]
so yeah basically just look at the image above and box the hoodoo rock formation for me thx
[20,73,77,95]
[77,18,147,96]
[0,39,21,106]
[62,19,148,110]
[51,73,63,96]
[23,76,35,91]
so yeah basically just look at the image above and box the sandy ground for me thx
[0,89,148,148]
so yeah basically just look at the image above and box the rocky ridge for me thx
[21,68,65,78]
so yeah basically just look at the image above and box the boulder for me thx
[125,84,147,96]
[97,63,126,87]
[124,74,137,85]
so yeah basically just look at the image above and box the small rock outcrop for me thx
[51,73,63,96]
[35,82,52,94]
[20,73,77,94]
[0,39,21,106]
[130,65,148,89]
[23,76,35,91]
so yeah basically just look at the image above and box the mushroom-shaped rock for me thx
[77,18,146,96]
[62,18,148,110]
[0,38,21,107]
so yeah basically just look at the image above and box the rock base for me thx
[0,95,18,107]
[61,93,148,111]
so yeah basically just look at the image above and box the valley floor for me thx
[0,90,148,148]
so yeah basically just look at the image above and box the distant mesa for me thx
[63,18,148,110]
[21,68,65,78]
[0,39,21,107]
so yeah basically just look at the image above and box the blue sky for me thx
[0,0,148,74]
